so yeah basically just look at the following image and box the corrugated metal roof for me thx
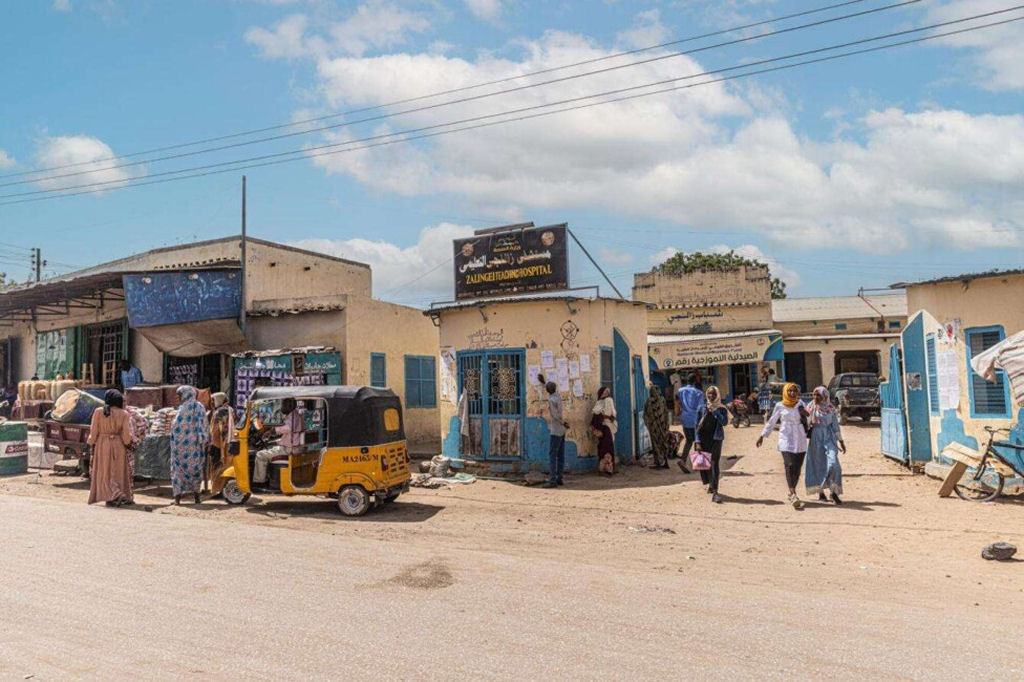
[890,268,1024,289]
[771,294,907,323]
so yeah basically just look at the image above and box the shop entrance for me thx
[834,351,881,375]
[729,363,755,400]
[457,349,525,458]
[83,320,126,386]
[165,354,222,392]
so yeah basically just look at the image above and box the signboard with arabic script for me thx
[648,332,783,369]
[453,224,569,300]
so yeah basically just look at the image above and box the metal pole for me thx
[240,176,247,336]
[567,228,625,299]
[33,248,41,282]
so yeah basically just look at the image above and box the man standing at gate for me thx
[676,373,702,474]
[542,380,568,488]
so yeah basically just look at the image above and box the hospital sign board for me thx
[453,224,569,300]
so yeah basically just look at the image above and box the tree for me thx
[653,250,788,299]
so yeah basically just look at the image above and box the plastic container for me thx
[51,389,104,424]
[0,421,29,475]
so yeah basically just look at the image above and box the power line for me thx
[0,0,878,182]
[1,10,1019,208]
[2,0,923,190]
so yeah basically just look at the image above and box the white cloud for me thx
[599,247,633,266]
[0,151,15,169]
[245,14,313,59]
[32,135,133,193]
[928,1,1024,91]
[649,247,678,266]
[709,244,801,290]
[464,0,502,24]
[52,0,72,11]
[256,23,1023,255]
[291,222,474,303]
[616,9,670,49]
[245,1,431,59]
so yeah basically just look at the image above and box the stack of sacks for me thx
[125,406,150,449]
[147,408,178,437]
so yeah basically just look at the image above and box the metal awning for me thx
[648,329,783,370]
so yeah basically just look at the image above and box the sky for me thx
[1,0,1022,307]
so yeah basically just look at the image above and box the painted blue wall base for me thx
[443,415,592,473]
[934,409,978,465]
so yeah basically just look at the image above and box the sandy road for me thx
[1,423,1021,680]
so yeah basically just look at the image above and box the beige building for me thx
[0,236,440,452]
[772,293,907,390]
[430,294,649,473]
[886,270,1024,491]
[636,265,782,400]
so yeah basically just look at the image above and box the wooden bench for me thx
[938,442,1017,497]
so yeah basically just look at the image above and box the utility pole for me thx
[239,176,247,336]
[30,248,46,283]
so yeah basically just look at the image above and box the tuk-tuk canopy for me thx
[249,385,404,447]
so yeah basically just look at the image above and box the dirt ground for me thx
[1,421,1022,679]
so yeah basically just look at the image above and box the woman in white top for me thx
[591,387,617,475]
[756,382,809,509]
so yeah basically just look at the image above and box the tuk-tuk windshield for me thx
[251,398,328,449]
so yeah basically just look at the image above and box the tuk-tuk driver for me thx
[253,398,304,484]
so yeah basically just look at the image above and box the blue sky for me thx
[1,0,1022,305]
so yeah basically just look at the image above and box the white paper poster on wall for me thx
[528,364,541,385]
[579,354,591,373]
[440,347,457,403]
[540,351,555,368]
[568,360,581,379]
[936,349,960,411]
[572,379,584,397]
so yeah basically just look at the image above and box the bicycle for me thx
[952,426,1024,502]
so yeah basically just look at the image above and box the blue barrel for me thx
[51,389,104,424]
[0,421,29,475]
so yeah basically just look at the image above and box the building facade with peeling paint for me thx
[427,294,649,474]
[882,270,1024,493]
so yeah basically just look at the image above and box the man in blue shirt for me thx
[676,373,703,474]
[120,359,143,391]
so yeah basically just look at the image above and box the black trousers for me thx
[781,451,806,490]
[699,439,723,493]
[681,427,696,460]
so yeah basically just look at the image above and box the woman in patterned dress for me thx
[642,383,672,468]
[170,386,209,505]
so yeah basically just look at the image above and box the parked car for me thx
[827,373,881,424]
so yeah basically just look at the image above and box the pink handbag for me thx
[689,448,712,471]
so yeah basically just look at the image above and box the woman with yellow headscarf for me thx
[756,382,809,509]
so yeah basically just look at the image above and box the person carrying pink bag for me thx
[694,386,729,504]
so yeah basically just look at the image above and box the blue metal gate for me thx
[457,349,525,458]
[632,355,649,455]
[880,343,908,462]
[613,329,634,458]
[902,313,934,463]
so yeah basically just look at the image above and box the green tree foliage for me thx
[653,250,788,299]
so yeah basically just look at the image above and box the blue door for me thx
[632,355,649,455]
[880,343,908,462]
[456,349,525,458]
[901,313,933,463]
[613,329,634,458]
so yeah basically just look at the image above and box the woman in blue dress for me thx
[805,386,846,504]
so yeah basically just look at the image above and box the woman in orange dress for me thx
[87,390,134,507]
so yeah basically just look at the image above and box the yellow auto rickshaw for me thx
[220,385,410,516]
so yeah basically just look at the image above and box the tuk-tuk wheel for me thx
[222,479,250,506]
[337,485,371,516]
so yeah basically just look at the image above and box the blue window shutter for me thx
[422,356,437,408]
[966,327,1009,417]
[925,335,939,415]
[370,353,386,388]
